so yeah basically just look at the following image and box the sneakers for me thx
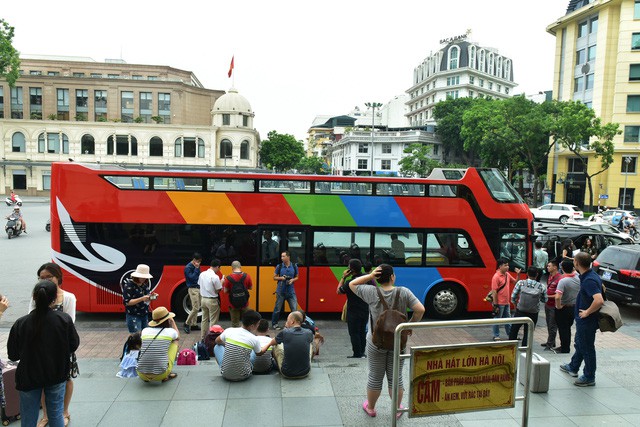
[183,324,191,334]
[493,337,501,341]
[553,347,570,354]
[275,325,283,330]
[362,400,376,417]
[574,376,596,387]
[559,364,578,377]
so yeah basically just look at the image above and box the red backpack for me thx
[177,348,197,365]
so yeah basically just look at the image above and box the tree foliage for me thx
[258,131,305,172]
[399,143,441,177]
[297,155,327,174]
[548,100,620,210]
[0,19,20,87]
[433,97,478,165]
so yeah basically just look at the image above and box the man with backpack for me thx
[508,266,548,346]
[223,260,253,327]
[271,251,299,330]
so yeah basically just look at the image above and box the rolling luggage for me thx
[518,352,550,393]
[0,362,20,425]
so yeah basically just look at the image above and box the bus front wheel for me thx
[171,285,202,321]
[426,283,465,319]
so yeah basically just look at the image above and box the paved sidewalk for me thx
[2,317,640,426]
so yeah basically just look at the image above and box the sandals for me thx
[162,372,178,382]
[362,400,376,417]
[396,404,406,420]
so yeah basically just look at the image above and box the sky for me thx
[4,0,569,142]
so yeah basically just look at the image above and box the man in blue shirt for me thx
[560,252,604,387]
[271,251,299,330]
[183,253,202,334]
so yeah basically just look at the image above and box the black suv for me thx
[535,224,632,260]
[594,244,640,303]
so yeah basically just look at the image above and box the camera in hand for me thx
[483,292,494,303]
[282,275,291,280]
[150,294,158,300]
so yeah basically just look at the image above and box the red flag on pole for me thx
[228,56,234,78]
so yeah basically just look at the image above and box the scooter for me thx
[5,215,23,239]
[4,195,22,207]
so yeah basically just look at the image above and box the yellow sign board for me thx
[409,342,517,417]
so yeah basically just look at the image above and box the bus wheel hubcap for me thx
[433,289,457,315]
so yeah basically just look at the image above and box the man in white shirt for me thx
[198,258,223,341]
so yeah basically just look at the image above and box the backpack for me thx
[204,325,224,357]
[227,273,249,308]
[371,287,408,351]
[193,341,210,361]
[177,348,197,365]
[516,280,543,313]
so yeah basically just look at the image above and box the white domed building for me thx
[212,88,260,170]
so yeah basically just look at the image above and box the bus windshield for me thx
[478,169,523,203]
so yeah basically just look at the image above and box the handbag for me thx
[485,278,507,304]
[341,301,348,322]
[598,290,623,332]
[69,353,79,379]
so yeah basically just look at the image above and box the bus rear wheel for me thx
[171,285,202,321]
[426,283,465,319]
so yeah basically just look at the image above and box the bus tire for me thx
[426,283,465,319]
[171,285,202,321]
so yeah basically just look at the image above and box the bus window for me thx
[285,230,306,266]
[499,232,527,270]
[373,232,422,265]
[426,232,482,266]
[261,230,280,266]
[315,181,372,195]
[153,177,203,191]
[259,180,310,193]
[104,175,149,189]
[478,169,521,203]
[313,231,369,266]
[207,178,254,192]
[429,185,457,197]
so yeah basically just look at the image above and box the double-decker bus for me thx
[49,163,532,319]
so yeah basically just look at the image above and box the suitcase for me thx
[0,363,20,425]
[518,352,550,393]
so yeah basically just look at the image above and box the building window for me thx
[0,86,3,118]
[121,91,134,123]
[75,89,88,119]
[38,132,69,154]
[11,132,25,152]
[94,90,107,121]
[358,159,368,170]
[90,73,102,78]
[358,143,369,154]
[222,114,230,125]
[624,126,640,142]
[57,89,69,120]
[505,87,510,95]
[158,93,171,124]
[590,16,598,34]
[628,95,640,112]
[619,188,635,210]
[449,46,459,69]
[621,156,638,173]
[10,86,23,119]
[588,45,596,61]
[445,90,459,99]
[578,20,588,38]
[636,0,640,19]
[446,76,460,86]
[488,82,493,90]
[479,78,484,87]
[107,74,119,79]
[631,65,640,82]
[149,137,163,156]
[469,76,474,85]
[243,115,249,127]
[29,87,42,120]
[382,144,392,154]
[29,70,41,75]
[220,139,232,159]
[147,76,157,81]
[574,76,585,93]
[633,33,640,50]
[72,72,84,78]
[433,144,439,155]
[139,92,152,123]
[585,74,594,90]
[81,134,95,154]
[381,160,391,170]
[174,137,203,158]
[576,49,586,64]
[240,140,249,159]
[469,90,474,97]
[43,173,51,191]
[107,135,137,156]
[198,139,205,158]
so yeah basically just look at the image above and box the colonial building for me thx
[0,55,259,195]
[547,0,640,210]
[406,32,517,127]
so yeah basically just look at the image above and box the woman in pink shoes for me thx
[349,264,425,419]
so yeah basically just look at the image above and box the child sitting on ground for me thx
[117,332,142,378]
[253,319,275,374]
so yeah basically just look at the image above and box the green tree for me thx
[297,155,327,174]
[0,19,20,87]
[548,100,621,211]
[433,97,478,165]
[398,143,441,177]
[259,131,305,172]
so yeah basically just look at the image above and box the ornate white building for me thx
[0,55,259,195]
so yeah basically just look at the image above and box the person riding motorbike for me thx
[6,207,26,234]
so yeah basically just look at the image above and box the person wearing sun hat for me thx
[122,264,158,333]
[137,306,180,382]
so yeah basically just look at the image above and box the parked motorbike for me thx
[4,195,23,207]
[5,215,23,239]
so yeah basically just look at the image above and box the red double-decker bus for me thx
[49,163,532,319]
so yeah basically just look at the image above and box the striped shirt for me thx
[218,327,262,381]
[137,327,179,375]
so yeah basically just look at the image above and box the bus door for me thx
[256,226,309,313]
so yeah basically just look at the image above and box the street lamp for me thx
[622,156,632,209]
[365,102,382,176]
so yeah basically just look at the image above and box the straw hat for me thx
[131,264,153,279]
[148,306,175,327]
